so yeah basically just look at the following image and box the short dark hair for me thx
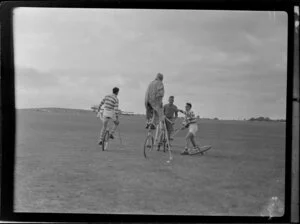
[169,96,174,99]
[186,103,192,108]
[113,87,119,94]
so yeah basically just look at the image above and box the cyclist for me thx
[145,73,165,130]
[97,87,120,145]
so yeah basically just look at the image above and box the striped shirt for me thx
[183,110,197,124]
[99,94,119,114]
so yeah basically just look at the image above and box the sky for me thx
[13,8,288,120]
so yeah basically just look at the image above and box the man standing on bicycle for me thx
[145,73,165,129]
[97,87,120,145]
[163,96,179,141]
[178,102,200,155]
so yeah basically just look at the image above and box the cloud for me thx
[13,9,288,118]
[15,67,60,88]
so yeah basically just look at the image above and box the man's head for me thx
[185,102,192,111]
[169,96,174,105]
[156,73,163,81]
[113,87,119,95]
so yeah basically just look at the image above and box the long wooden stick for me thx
[163,119,173,161]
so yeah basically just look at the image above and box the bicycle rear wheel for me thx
[161,129,168,153]
[102,130,110,151]
[144,135,154,158]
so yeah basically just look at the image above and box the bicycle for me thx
[101,129,110,151]
[157,117,175,152]
[143,123,158,158]
[157,127,168,152]
[143,117,173,162]
[97,109,122,151]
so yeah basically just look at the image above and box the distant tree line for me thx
[248,117,286,122]
[198,116,285,122]
[89,106,286,122]
[198,117,219,121]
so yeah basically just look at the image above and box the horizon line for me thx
[15,107,286,121]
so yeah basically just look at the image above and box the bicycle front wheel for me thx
[102,130,110,151]
[144,135,154,158]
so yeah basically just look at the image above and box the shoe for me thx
[180,149,189,155]
[109,134,114,139]
[150,124,156,130]
[157,142,162,151]
[98,140,103,145]
[145,123,150,129]
[165,143,171,149]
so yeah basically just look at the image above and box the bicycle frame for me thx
[159,118,173,161]
[97,109,122,147]
[144,118,173,162]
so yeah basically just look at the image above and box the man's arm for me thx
[178,109,185,114]
[145,84,150,107]
[113,99,120,125]
[114,98,120,118]
[174,106,178,119]
[163,104,167,115]
[156,82,164,98]
[98,97,105,112]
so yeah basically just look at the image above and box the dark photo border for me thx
[1,0,298,223]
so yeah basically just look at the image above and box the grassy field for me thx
[14,109,286,216]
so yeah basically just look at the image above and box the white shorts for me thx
[188,123,198,135]
[98,110,116,122]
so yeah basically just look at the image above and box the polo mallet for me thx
[117,126,123,145]
[115,112,123,146]
[165,117,183,139]
[171,125,186,138]
[163,118,173,163]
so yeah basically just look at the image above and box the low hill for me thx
[18,107,92,114]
